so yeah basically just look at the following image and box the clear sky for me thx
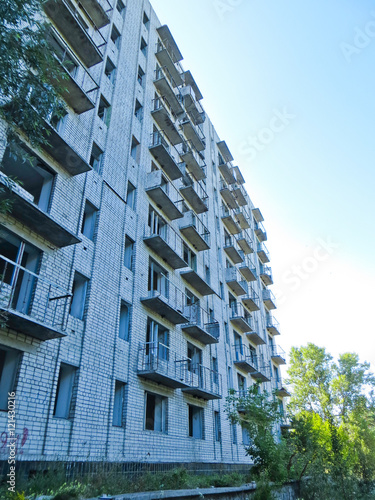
[151,0,375,372]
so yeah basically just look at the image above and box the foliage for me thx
[0,0,66,148]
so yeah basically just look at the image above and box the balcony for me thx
[259,265,273,286]
[263,289,277,310]
[252,207,264,223]
[234,207,251,230]
[225,267,247,296]
[153,67,184,116]
[239,260,257,282]
[179,211,210,251]
[43,0,106,67]
[180,118,205,152]
[149,131,183,181]
[266,315,281,336]
[79,0,112,28]
[233,346,259,373]
[156,25,183,85]
[177,140,206,181]
[182,303,220,345]
[251,362,271,383]
[254,221,267,242]
[218,162,236,185]
[0,255,71,341]
[180,269,215,296]
[257,243,270,264]
[178,173,208,214]
[274,380,291,398]
[229,302,253,333]
[232,166,245,184]
[143,224,187,270]
[246,331,266,346]
[182,70,203,101]
[181,86,205,125]
[217,140,234,163]
[242,286,260,312]
[236,230,254,254]
[146,171,183,221]
[140,278,188,325]
[220,180,238,210]
[221,207,241,235]
[0,176,80,248]
[224,236,243,264]
[152,97,183,146]
[232,183,248,207]
[270,345,286,365]
[182,365,222,400]
[137,342,190,389]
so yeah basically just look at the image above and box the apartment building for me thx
[0,0,289,471]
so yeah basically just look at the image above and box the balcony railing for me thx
[153,67,184,116]
[144,222,188,270]
[236,230,254,254]
[218,161,236,185]
[182,303,220,345]
[229,302,253,333]
[182,364,222,400]
[232,166,245,185]
[146,170,184,221]
[180,268,215,296]
[224,235,244,264]
[232,183,248,207]
[238,256,257,282]
[220,179,238,210]
[273,378,291,398]
[263,289,277,310]
[179,211,210,251]
[257,242,270,264]
[137,342,190,388]
[252,207,264,223]
[0,255,71,340]
[259,265,273,286]
[251,359,271,383]
[270,344,286,365]
[180,118,206,152]
[225,267,247,296]
[140,274,188,325]
[79,0,112,28]
[149,130,184,180]
[266,315,281,336]
[221,205,241,235]
[233,345,259,373]
[233,206,251,230]
[180,86,205,125]
[242,285,260,312]
[254,220,267,242]
[176,139,206,180]
[177,172,208,214]
[152,97,183,146]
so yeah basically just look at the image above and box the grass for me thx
[0,467,252,500]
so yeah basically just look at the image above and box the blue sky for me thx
[151,0,375,371]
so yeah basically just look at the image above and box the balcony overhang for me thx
[180,269,215,296]
[146,185,183,221]
[153,75,184,115]
[233,166,245,184]
[257,249,270,264]
[182,386,221,400]
[277,387,291,398]
[182,71,203,101]
[179,149,206,181]
[251,371,271,383]
[138,369,189,389]
[232,186,247,207]
[43,0,104,67]
[246,332,266,346]
[149,142,183,180]
[79,0,111,28]
[260,271,273,286]
[267,323,281,336]
[235,211,251,230]
[252,208,264,222]
[217,141,233,163]
[224,245,243,264]
[0,307,66,341]
[220,186,238,210]
[183,93,205,125]
[255,227,267,243]
[0,181,80,247]
[181,323,219,345]
[180,225,209,252]
[242,296,260,312]
[230,316,252,333]
[271,353,286,365]
[157,25,183,62]
[218,163,236,184]
[237,236,253,254]
[180,120,205,152]
[239,265,257,282]
[140,295,188,325]
[226,277,247,296]
[221,214,241,235]
[263,296,277,310]
[143,235,187,269]
[179,185,208,214]
[56,68,96,114]
[234,358,258,374]
[151,107,182,146]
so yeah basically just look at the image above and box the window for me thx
[116,0,125,16]
[231,423,237,444]
[81,201,97,240]
[227,366,233,389]
[143,11,150,28]
[148,259,168,298]
[89,143,103,173]
[126,182,136,210]
[145,392,167,433]
[0,348,20,410]
[146,318,169,361]
[148,206,167,238]
[134,99,143,120]
[211,356,219,384]
[111,25,121,48]
[119,302,130,340]
[98,96,111,126]
[124,236,134,270]
[237,373,246,396]
[54,363,77,419]
[219,281,224,300]
[205,265,210,284]
[188,405,204,439]
[137,65,145,86]
[113,381,126,426]
[242,426,251,446]
[130,136,140,163]
[70,272,89,320]
[105,58,116,83]
[183,243,196,270]
[224,322,229,344]
[214,411,221,442]
[140,37,147,55]
[187,343,202,374]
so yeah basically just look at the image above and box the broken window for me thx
[145,392,167,433]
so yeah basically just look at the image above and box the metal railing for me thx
[138,342,190,384]
[259,264,273,282]
[183,303,220,340]
[263,288,277,306]
[270,344,286,360]
[254,220,267,236]
[225,267,247,289]
[180,211,210,247]
[242,285,260,308]
[180,86,205,122]
[146,170,184,210]
[176,139,207,171]
[266,314,280,332]
[144,220,187,266]
[0,254,71,332]
[229,302,253,327]
[257,242,270,259]
[149,130,181,165]
[232,344,259,369]
[187,363,221,396]
[177,171,208,204]
[236,229,254,248]
[142,271,187,317]
[152,96,179,121]
[233,206,252,226]
[154,66,181,92]
[156,40,183,70]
